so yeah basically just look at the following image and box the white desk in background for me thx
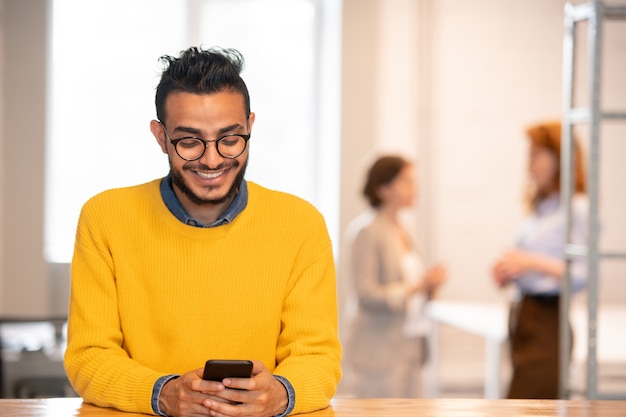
[424,300,508,399]
[424,300,626,399]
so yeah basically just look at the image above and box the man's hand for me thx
[202,360,288,417]
[159,368,230,417]
[159,361,288,417]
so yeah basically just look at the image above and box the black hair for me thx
[155,46,251,122]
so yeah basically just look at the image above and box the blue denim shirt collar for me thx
[160,174,248,227]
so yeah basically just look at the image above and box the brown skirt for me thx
[506,294,572,399]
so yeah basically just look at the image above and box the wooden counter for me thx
[1,397,625,416]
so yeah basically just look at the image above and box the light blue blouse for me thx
[513,193,589,296]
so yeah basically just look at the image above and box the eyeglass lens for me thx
[176,136,246,160]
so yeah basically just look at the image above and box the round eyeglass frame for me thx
[159,121,250,161]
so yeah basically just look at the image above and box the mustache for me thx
[183,160,239,171]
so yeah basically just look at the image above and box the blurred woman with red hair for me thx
[492,120,588,398]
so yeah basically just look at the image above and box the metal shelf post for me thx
[560,0,626,400]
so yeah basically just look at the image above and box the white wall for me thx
[0,0,49,316]
[0,0,625,318]
[432,0,568,302]
[339,0,626,318]
[0,0,4,312]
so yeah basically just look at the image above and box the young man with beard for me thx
[64,47,342,417]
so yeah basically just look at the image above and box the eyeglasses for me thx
[159,122,250,161]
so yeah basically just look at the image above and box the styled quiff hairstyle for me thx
[155,46,251,123]
[525,120,586,208]
[362,155,411,208]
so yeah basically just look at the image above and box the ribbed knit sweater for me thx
[64,179,342,415]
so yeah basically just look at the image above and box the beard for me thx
[171,157,248,206]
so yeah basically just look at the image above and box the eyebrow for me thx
[172,124,245,137]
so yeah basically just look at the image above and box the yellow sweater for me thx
[64,179,342,415]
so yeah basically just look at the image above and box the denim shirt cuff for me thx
[273,375,295,417]
[152,374,180,416]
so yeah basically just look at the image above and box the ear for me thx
[150,120,168,154]
[248,112,256,131]
[376,184,390,204]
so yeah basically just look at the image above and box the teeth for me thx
[196,171,223,179]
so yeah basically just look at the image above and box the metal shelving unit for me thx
[560,0,626,400]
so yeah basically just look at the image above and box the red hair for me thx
[525,120,586,209]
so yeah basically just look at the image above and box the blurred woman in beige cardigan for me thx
[343,155,447,398]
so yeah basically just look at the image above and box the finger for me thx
[209,410,244,417]
[198,379,226,395]
[251,360,266,376]
[205,398,247,416]
[169,399,214,417]
[207,385,251,407]
[206,394,233,404]
[492,269,506,283]
[222,377,251,391]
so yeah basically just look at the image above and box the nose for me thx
[199,141,224,168]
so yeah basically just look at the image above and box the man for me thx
[64,46,342,417]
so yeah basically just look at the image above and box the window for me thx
[46,0,341,263]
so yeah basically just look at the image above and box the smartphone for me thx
[202,359,253,382]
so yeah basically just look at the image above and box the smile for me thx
[195,170,225,179]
